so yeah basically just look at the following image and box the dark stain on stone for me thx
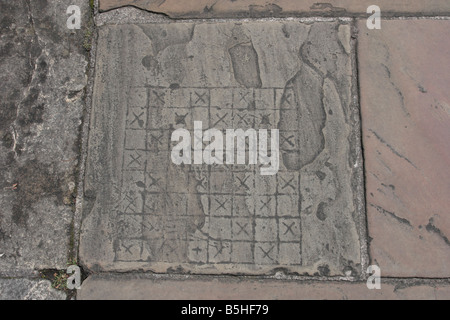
[5,151,15,165]
[203,5,213,13]
[300,24,342,77]
[30,13,64,47]
[316,202,327,221]
[369,203,412,227]
[37,58,48,84]
[248,4,282,16]
[343,265,356,277]
[203,0,219,13]
[142,55,158,71]
[166,265,187,274]
[18,93,44,130]
[315,171,326,181]
[15,87,45,136]
[0,41,14,56]
[139,25,194,84]
[310,3,346,12]
[138,24,195,55]
[34,0,48,10]
[318,264,330,276]
[380,63,410,118]
[248,100,256,111]
[282,24,290,38]
[0,227,6,241]
[11,160,63,227]
[426,218,450,247]
[0,101,18,132]
[67,90,81,99]
[21,88,39,109]
[381,183,395,191]
[2,131,14,149]
[89,263,103,273]
[278,64,325,170]
[0,0,87,236]
[229,42,262,88]
[162,47,187,84]
[0,14,13,30]
[278,23,345,171]
[369,129,417,169]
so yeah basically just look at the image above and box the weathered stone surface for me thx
[78,274,450,300]
[99,0,450,17]
[0,0,90,275]
[359,20,450,277]
[0,278,66,300]
[80,20,364,276]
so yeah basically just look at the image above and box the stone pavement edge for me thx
[98,0,450,18]
[0,0,91,299]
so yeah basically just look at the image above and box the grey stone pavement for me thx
[0,0,449,300]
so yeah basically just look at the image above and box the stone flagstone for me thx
[78,274,450,300]
[0,279,66,300]
[98,0,450,18]
[0,0,90,275]
[80,20,364,276]
[359,20,450,277]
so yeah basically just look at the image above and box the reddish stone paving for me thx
[358,20,450,277]
[98,0,450,17]
[79,275,450,300]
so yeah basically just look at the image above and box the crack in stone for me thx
[369,203,412,228]
[369,129,418,169]
[426,218,450,247]
[380,63,411,118]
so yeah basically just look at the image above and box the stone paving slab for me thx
[99,0,450,17]
[79,20,365,276]
[0,0,90,275]
[358,20,450,277]
[0,278,66,300]
[78,274,450,300]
